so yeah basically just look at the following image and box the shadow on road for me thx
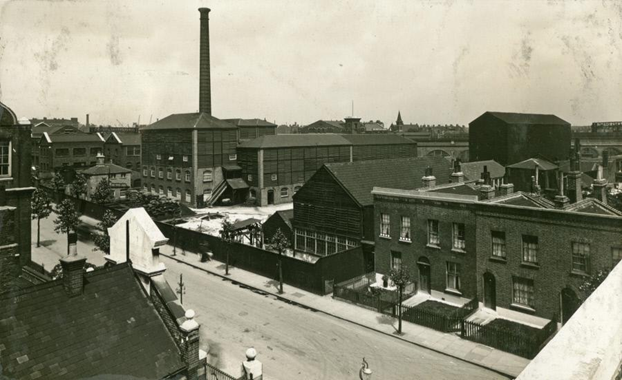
[37,239,56,247]
[263,279,279,291]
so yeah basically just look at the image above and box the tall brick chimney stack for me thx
[199,8,212,115]
[60,255,87,297]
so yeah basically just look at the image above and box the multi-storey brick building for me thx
[104,132,142,171]
[38,131,104,178]
[0,102,35,292]
[31,124,83,170]
[372,173,622,322]
[238,134,418,206]
[141,113,239,206]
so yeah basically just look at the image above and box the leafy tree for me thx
[91,178,114,204]
[71,173,87,199]
[31,188,53,247]
[92,210,119,255]
[126,191,180,218]
[389,265,413,334]
[270,228,290,294]
[579,268,611,298]
[219,217,235,275]
[51,172,66,197]
[53,199,81,255]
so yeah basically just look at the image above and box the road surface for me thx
[162,257,507,380]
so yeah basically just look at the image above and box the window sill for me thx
[520,262,539,269]
[510,303,536,314]
[398,238,412,244]
[489,256,507,263]
[0,177,14,182]
[444,288,462,296]
[570,270,589,278]
[426,244,441,250]
[451,248,466,254]
[379,235,391,240]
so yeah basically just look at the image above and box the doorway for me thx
[483,272,496,310]
[417,257,431,294]
[561,288,580,325]
[267,189,274,205]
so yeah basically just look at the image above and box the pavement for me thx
[31,214,528,379]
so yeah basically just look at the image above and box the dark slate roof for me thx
[238,134,351,149]
[223,118,277,127]
[107,132,141,145]
[277,209,294,229]
[325,156,452,206]
[483,111,570,126]
[428,182,482,197]
[44,133,104,143]
[144,112,238,131]
[81,163,132,176]
[507,158,558,171]
[31,125,64,138]
[304,120,344,129]
[0,264,185,380]
[461,160,505,181]
[341,134,415,145]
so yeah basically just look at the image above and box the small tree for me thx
[219,217,235,275]
[92,210,119,255]
[71,173,87,199]
[389,265,413,335]
[91,178,114,204]
[53,199,81,255]
[51,172,66,198]
[31,188,53,247]
[579,268,611,298]
[270,228,290,294]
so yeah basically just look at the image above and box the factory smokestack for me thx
[199,8,212,115]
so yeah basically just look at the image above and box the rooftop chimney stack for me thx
[96,152,105,166]
[86,114,90,127]
[451,159,464,183]
[554,171,570,208]
[199,8,212,115]
[60,255,87,297]
[422,166,436,188]
[593,163,608,205]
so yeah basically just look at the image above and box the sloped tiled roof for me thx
[43,133,105,143]
[507,158,558,171]
[324,156,452,206]
[223,118,277,127]
[564,198,622,216]
[341,134,415,145]
[31,125,64,138]
[485,192,553,209]
[462,160,505,180]
[238,134,351,149]
[144,112,237,131]
[107,132,141,145]
[81,163,132,176]
[304,120,344,129]
[276,209,294,229]
[484,111,570,126]
[0,264,185,380]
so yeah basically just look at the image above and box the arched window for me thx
[176,169,181,181]
[143,184,148,192]
[185,190,192,202]
[176,188,182,200]
[126,163,133,170]
[167,187,173,197]
[185,171,191,182]
[167,169,172,180]
[150,167,155,177]
[158,168,163,179]
[203,170,213,183]
[151,185,156,194]
[142,166,148,177]
[159,186,164,195]
[280,187,288,198]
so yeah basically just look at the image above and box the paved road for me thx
[162,257,507,380]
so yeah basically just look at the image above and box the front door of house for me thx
[418,263,431,294]
[267,190,274,205]
[561,288,580,325]
[483,272,496,310]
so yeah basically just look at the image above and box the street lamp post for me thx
[359,357,372,380]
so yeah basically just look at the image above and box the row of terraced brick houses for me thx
[371,172,622,324]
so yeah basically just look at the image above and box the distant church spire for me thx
[396,111,404,126]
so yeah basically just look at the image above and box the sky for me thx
[0,0,621,127]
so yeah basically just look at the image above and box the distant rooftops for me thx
[143,112,238,131]
[238,134,415,149]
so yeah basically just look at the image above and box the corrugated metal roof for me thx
[143,112,238,131]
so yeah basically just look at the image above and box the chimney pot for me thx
[499,183,514,196]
